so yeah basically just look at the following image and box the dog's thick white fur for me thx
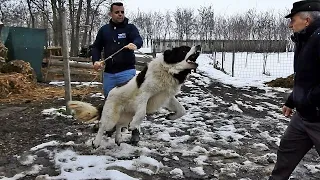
[68,45,201,147]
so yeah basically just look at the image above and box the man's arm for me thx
[91,27,104,64]
[129,24,143,49]
[307,37,320,107]
[285,92,295,109]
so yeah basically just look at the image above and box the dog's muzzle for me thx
[187,45,201,68]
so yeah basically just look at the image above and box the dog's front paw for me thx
[166,113,180,120]
[115,139,121,146]
[91,139,100,149]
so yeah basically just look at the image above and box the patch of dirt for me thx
[265,74,294,88]
[0,97,99,179]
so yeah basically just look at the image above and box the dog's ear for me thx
[163,49,172,63]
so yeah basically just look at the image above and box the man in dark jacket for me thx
[269,1,320,179]
[91,2,143,97]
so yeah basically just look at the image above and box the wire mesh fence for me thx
[207,51,294,79]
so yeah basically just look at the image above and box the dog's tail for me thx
[67,101,103,123]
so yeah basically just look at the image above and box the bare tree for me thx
[68,0,84,56]
[162,11,173,40]
[173,8,196,40]
[81,0,91,47]
[152,11,164,40]
[27,0,35,28]
[198,5,214,40]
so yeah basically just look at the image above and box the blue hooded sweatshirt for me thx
[91,18,143,74]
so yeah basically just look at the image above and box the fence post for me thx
[152,39,157,58]
[61,7,72,113]
[222,41,225,73]
[232,50,235,77]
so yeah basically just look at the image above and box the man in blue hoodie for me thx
[91,2,143,97]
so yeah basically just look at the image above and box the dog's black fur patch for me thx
[136,66,148,88]
[173,69,192,84]
[163,46,191,64]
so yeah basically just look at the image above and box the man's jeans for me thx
[103,69,136,98]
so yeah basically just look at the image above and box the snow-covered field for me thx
[2,50,319,180]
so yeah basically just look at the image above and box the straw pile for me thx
[0,60,37,98]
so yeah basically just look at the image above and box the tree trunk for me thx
[81,0,91,47]
[27,0,35,28]
[74,0,84,56]
[51,0,60,46]
[68,0,76,56]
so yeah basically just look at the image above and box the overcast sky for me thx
[122,0,297,16]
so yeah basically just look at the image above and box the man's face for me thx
[109,5,125,23]
[289,13,311,33]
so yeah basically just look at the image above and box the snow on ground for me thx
[49,81,102,87]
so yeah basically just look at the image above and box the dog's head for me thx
[163,45,201,74]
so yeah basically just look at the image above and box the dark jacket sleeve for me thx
[129,24,143,49]
[307,38,320,107]
[308,87,320,107]
[285,92,295,109]
[91,27,104,64]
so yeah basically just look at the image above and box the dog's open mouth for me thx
[187,52,200,66]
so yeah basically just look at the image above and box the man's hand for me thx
[125,43,137,50]
[93,61,104,71]
[282,105,293,118]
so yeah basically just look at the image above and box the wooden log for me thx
[50,55,92,62]
[49,59,93,69]
[45,68,98,75]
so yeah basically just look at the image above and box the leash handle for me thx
[101,46,152,63]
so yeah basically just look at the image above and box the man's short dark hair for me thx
[110,2,123,12]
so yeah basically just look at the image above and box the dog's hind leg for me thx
[130,128,140,146]
[165,96,186,120]
[92,103,120,148]
[115,126,122,146]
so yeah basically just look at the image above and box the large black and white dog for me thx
[67,45,201,147]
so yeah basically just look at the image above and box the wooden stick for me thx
[61,7,72,113]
